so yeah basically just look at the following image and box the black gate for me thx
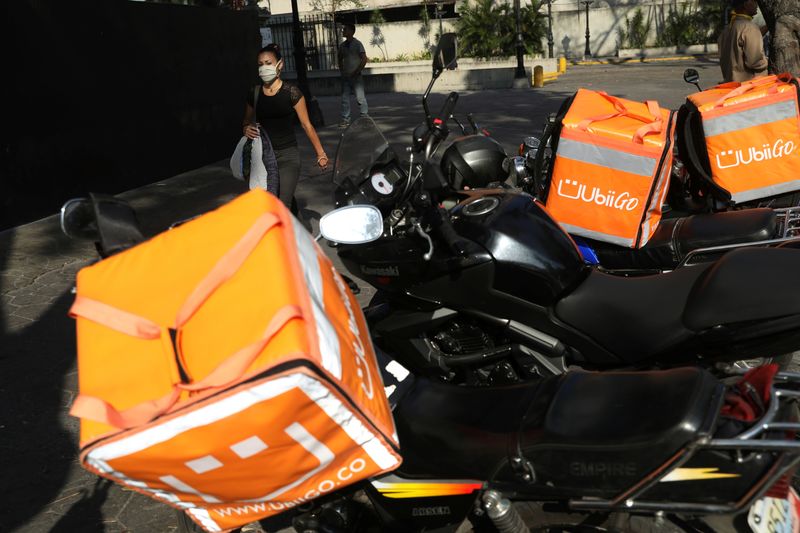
[267,13,340,72]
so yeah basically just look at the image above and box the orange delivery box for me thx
[544,88,676,248]
[68,189,401,532]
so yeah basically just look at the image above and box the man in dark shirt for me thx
[338,23,369,128]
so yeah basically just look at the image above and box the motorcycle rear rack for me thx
[775,207,800,239]
[568,371,800,515]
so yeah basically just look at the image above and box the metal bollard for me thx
[533,66,544,88]
[558,56,567,73]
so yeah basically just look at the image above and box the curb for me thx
[571,55,705,66]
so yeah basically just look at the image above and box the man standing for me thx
[338,23,368,127]
[718,0,768,82]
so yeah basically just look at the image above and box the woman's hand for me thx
[243,124,259,139]
[317,153,329,170]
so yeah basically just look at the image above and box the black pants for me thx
[273,146,300,212]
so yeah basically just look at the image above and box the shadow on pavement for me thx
[50,478,112,533]
[1,259,82,531]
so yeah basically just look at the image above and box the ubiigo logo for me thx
[715,139,796,170]
[556,178,639,211]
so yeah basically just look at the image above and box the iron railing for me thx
[266,13,341,72]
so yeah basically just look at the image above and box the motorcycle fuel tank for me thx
[336,230,493,295]
[451,190,588,306]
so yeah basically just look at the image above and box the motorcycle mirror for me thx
[60,198,100,241]
[683,68,702,91]
[432,33,458,75]
[319,205,384,245]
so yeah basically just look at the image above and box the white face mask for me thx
[258,65,278,84]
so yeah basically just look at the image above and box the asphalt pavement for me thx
[1,58,747,532]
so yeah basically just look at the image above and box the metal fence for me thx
[267,13,341,72]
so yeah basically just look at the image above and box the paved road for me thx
[1,59,752,532]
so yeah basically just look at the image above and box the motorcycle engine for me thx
[431,321,494,354]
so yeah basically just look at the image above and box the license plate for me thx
[748,488,800,533]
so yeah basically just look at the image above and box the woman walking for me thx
[242,43,329,211]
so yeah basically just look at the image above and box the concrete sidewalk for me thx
[1,59,728,532]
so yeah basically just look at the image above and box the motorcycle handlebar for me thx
[436,92,459,125]
[430,205,466,256]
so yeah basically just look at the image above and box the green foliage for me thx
[419,4,432,48]
[618,8,651,49]
[689,0,725,43]
[309,0,365,18]
[369,9,388,60]
[656,4,698,46]
[369,8,385,24]
[456,0,546,59]
[368,50,433,63]
[619,1,722,49]
[656,1,723,47]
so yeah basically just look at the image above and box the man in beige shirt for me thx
[718,0,768,82]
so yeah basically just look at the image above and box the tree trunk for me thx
[758,0,800,75]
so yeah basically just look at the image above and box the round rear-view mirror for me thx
[683,68,700,85]
[319,205,384,244]
[60,198,99,241]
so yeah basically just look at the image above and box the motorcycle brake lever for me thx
[413,222,434,261]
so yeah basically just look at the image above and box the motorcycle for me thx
[330,41,800,382]
[58,156,800,533]
[57,35,800,533]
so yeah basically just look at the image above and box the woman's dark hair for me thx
[259,43,282,61]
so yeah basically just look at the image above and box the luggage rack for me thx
[569,371,800,514]
[678,207,800,268]
[774,207,800,239]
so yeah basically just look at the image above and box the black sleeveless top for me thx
[246,81,304,150]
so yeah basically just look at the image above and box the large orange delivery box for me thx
[678,73,800,204]
[544,89,676,248]
[68,190,401,532]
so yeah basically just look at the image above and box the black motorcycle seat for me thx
[392,376,558,480]
[555,264,711,363]
[684,247,800,330]
[557,247,800,364]
[520,368,722,493]
[587,208,777,270]
[675,208,776,254]
[392,369,721,490]
[534,368,719,446]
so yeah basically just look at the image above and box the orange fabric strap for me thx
[69,295,161,339]
[578,92,663,144]
[712,74,793,108]
[632,100,664,144]
[178,304,303,392]
[175,212,281,328]
[70,388,181,429]
[577,91,629,130]
[69,212,291,430]
[70,305,303,429]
